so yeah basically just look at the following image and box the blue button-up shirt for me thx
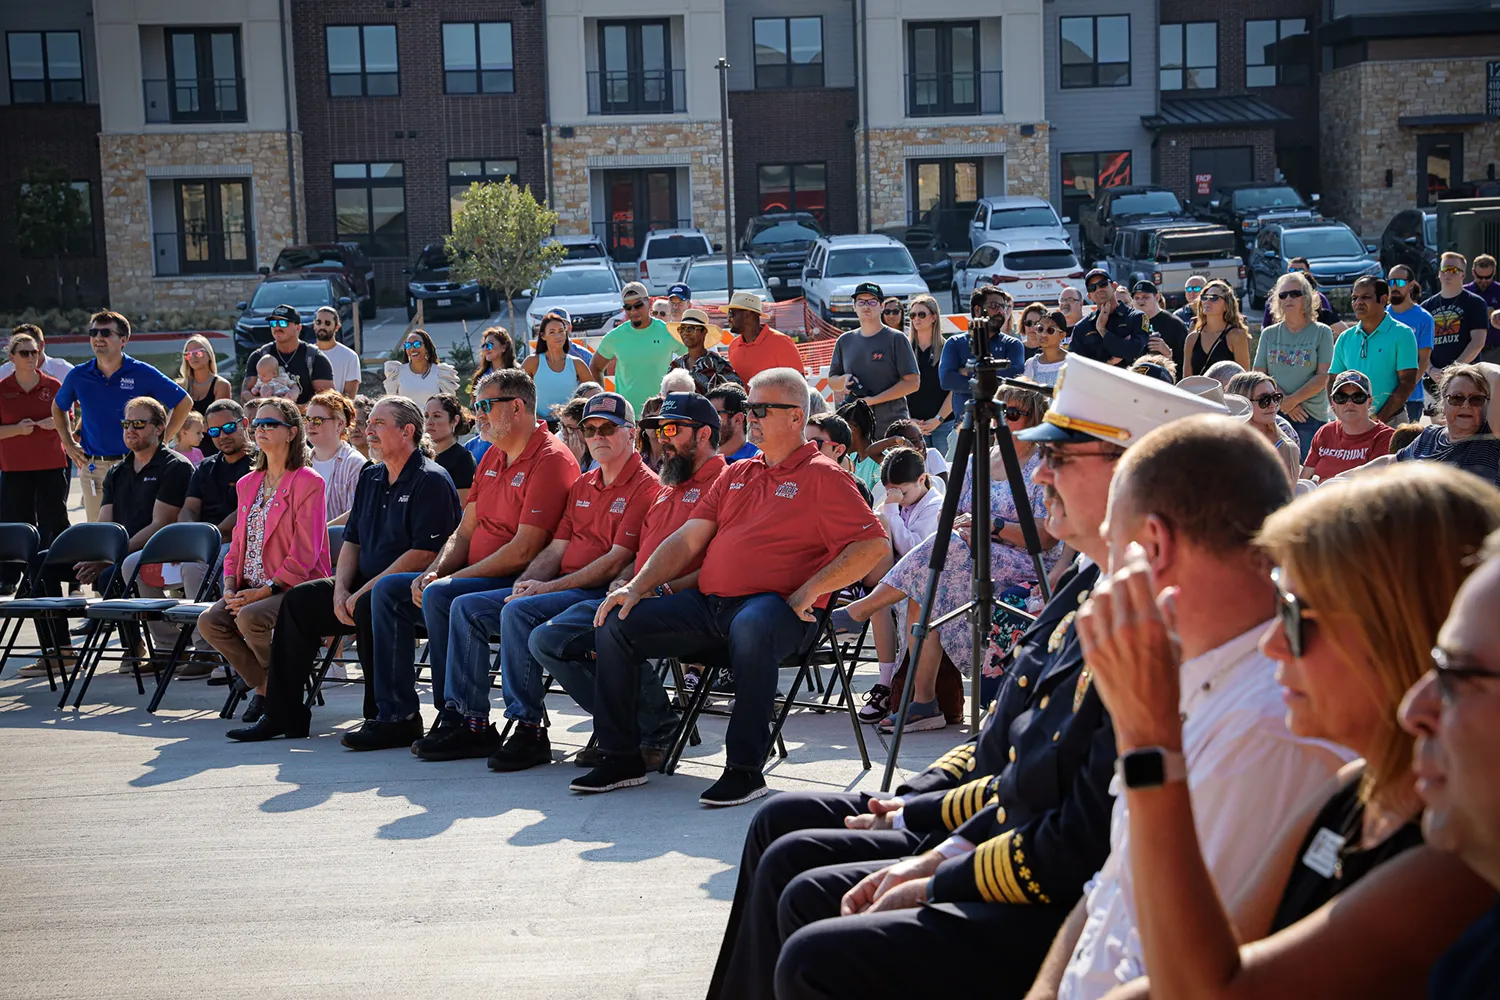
[939,332,1025,418]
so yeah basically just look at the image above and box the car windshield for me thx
[250,282,331,309]
[646,235,712,260]
[826,248,917,278]
[417,251,452,273]
[275,248,345,270]
[1424,214,1437,245]
[1230,186,1306,212]
[1282,228,1366,260]
[988,206,1061,230]
[684,261,764,291]
[562,242,605,259]
[748,221,821,246]
[535,268,619,297]
[1002,249,1080,273]
[1110,191,1182,217]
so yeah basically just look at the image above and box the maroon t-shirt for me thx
[1305,420,1396,481]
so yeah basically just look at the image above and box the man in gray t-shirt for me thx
[829,281,920,436]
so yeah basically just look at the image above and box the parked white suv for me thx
[636,227,716,296]
[802,234,930,330]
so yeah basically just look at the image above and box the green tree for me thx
[445,177,567,338]
[15,164,89,308]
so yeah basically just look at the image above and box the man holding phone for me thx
[828,282,920,437]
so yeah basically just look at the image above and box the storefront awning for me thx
[1142,96,1294,130]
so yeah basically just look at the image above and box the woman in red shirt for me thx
[1302,370,1395,482]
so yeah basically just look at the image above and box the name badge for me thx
[1301,827,1346,879]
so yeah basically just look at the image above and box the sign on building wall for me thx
[1488,62,1500,117]
[1195,173,1213,196]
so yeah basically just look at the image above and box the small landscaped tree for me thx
[15,164,89,308]
[445,177,567,339]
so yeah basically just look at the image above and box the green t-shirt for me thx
[595,318,679,416]
[1329,314,1419,411]
[1253,320,1335,422]
[853,455,882,497]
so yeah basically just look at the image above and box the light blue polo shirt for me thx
[1330,314,1418,411]
[54,353,187,457]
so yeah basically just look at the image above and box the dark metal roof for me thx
[1142,96,1295,130]
[1321,12,1500,44]
[1398,113,1499,127]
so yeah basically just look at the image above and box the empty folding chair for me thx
[0,522,42,678]
[145,548,228,714]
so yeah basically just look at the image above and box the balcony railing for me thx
[587,68,686,115]
[144,77,247,124]
[905,69,1003,118]
[152,229,255,276]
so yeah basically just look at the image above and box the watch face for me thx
[1123,750,1166,787]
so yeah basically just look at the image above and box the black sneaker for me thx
[699,767,769,808]
[574,745,606,768]
[570,755,648,793]
[487,725,553,772]
[341,717,424,752]
[413,722,500,762]
[412,717,455,755]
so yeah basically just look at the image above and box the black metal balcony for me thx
[152,229,255,276]
[587,68,686,115]
[905,69,1003,118]
[144,77,246,124]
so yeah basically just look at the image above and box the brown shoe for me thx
[173,656,219,680]
[21,649,78,677]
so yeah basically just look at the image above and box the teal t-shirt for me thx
[1253,320,1335,421]
[595,318,678,416]
[1329,314,1419,410]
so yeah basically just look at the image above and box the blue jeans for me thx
[1287,416,1323,462]
[528,598,680,750]
[924,418,955,463]
[594,591,814,771]
[494,587,606,725]
[371,572,516,722]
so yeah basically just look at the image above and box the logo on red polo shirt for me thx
[576,499,591,508]
[681,488,701,503]
[729,482,746,490]
[485,469,498,478]
[775,481,799,499]
[609,497,627,514]
[511,471,526,487]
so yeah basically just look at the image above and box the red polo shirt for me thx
[0,373,64,472]
[729,325,804,380]
[468,421,580,562]
[555,451,660,574]
[637,454,728,569]
[696,441,886,603]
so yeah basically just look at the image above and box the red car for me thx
[265,243,378,318]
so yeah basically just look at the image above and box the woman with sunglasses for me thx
[1300,370,1394,482]
[1254,270,1334,459]
[201,398,331,724]
[178,334,232,457]
[1226,372,1300,483]
[469,327,517,399]
[524,314,592,414]
[1023,309,1070,387]
[426,393,478,505]
[904,293,954,458]
[1183,279,1252,379]
[305,390,367,521]
[383,328,458,410]
[1016,302,1047,353]
[1391,363,1500,489]
[1083,463,1500,1000]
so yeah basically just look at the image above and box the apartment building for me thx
[0,0,107,308]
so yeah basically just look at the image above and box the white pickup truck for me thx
[1105,222,1244,307]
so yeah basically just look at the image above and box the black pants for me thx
[1,467,70,590]
[706,791,925,1000]
[263,578,375,727]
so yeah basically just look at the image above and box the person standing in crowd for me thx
[426,393,477,506]
[1423,252,1489,373]
[383,328,458,410]
[1133,280,1187,374]
[1072,269,1150,368]
[708,384,760,463]
[1059,285,1087,329]
[177,335,231,458]
[941,286,1024,439]
[829,282,920,436]
[1017,302,1046,353]
[1076,463,1500,1000]
[525,308,592,415]
[1388,264,1435,421]
[1464,253,1500,364]
[304,390,366,521]
[0,327,69,610]
[668,307,741,394]
[1260,257,1340,330]
[651,299,671,322]
[903,293,953,457]
[725,290,802,382]
[341,370,578,753]
[1226,371,1300,483]
[665,283,692,324]
[241,305,334,406]
[0,323,73,382]
[471,327,518,396]
[227,396,462,740]
[51,311,190,522]
[1331,276,1419,424]
[311,306,361,398]
[1300,371,1394,482]
[1024,310,1070,387]
[1253,269,1335,459]
[1183,279,1251,378]
[1172,274,1207,327]
[591,281,678,417]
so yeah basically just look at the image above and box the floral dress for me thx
[240,480,275,589]
[881,451,1058,677]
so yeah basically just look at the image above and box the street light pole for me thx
[716,56,734,299]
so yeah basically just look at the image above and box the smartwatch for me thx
[1116,747,1187,789]
[268,580,286,596]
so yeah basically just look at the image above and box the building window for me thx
[1061,151,1132,219]
[145,29,244,124]
[448,159,519,226]
[326,25,398,97]
[17,179,94,256]
[159,179,252,275]
[1059,16,1130,89]
[1245,19,1310,88]
[6,31,83,104]
[1159,22,1216,91]
[907,21,998,117]
[592,19,681,115]
[334,162,406,258]
[753,17,823,89]
[442,22,513,94]
[758,164,826,222]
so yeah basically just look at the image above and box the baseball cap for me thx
[667,283,692,301]
[269,304,302,324]
[1084,268,1111,285]
[581,391,635,426]
[1131,280,1159,296]
[1331,370,1373,395]
[1017,354,1230,445]
[540,306,571,327]
[852,281,884,301]
[726,290,766,315]
[639,391,720,431]
[621,281,650,303]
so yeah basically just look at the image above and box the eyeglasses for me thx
[120,419,156,430]
[1200,293,1226,303]
[624,300,649,312]
[304,416,340,429]
[1446,393,1490,409]
[1003,406,1031,422]
[268,319,291,329]
[1036,443,1123,470]
[1277,289,1305,300]
[252,417,290,430]
[1251,392,1285,409]
[205,421,240,438]
[747,401,801,418]
[853,298,881,309]
[580,422,624,438]
[1390,278,1410,288]
[654,421,700,439]
[404,340,423,351]
[1184,285,1205,294]
[1273,567,1315,658]
[1085,280,1110,292]
[1331,391,1370,405]
[9,348,37,358]
[474,396,521,414]
[1431,646,1500,703]
[1440,265,1464,275]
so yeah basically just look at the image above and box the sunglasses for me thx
[120,418,156,430]
[580,422,624,438]
[268,319,291,329]
[1277,289,1305,300]
[624,300,649,312]
[252,417,290,430]
[882,308,903,316]
[910,310,932,319]
[1085,280,1110,292]
[1036,443,1122,470]
[1475,271,1496,280]
[185,347,208,357]
[1446,393,1490,409]
[678,324,706,336]
[88,327,120,338]
[404,340,423,350]
[1389,278,1410,288]
[1252,392,1285,409]
[1200,293,1226,303]
[1440,266,1463,274]
[1431,646,1500,703]
[474,396,521,414]
[481,341,496,351]
[747,401,801,418]
[654,421,700,439]
[9,348,37,358]
[1184,285,1204,294]
[1273,568,1315,658]
[1022,319,1039,329]
[205,421,240,438]
[1330,391,1370,405]
[1003,406,1031,422]
[304,416,340,428]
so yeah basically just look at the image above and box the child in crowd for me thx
[173,410,206,467]
[1022,309,1068,386]
[875,447,943,558]
[251,354,296,400]
[885,418,948,490]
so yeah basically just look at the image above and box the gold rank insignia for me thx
[1048,612,1075,653]
[1073,666,1092,712]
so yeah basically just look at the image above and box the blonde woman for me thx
[1227,371,1301,483]
[1084,463,1500,1000]
[1253,269,1335,457]
[1183,279,1252,378]
[179,334,232,456]
[905,293,953,456]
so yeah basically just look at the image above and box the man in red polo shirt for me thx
[577,367,889,807]
[415,390,661,769]
[344,368,579,752]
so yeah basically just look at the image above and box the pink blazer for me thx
[223,466,332,587]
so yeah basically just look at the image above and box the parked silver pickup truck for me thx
[1104,222,1244,306]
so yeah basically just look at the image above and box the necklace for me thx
[1179,654,1244,724]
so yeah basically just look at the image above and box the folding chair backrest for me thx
[328,525,345,563]
[41,522,128,568]
[135,522,224,570]
[0,522,41,569]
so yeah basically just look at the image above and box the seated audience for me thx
[1388,421,1423,454]
[637,395,665,473]
[807,412,873,507]
[1227,371,1301,483]
[551,396,594,472]
[305,390,367,520]
[426,393,478,505]
[885,417,949,486]
[660,369,696,396]
[348,395,374,458]
[1205,360,1246,388]
[708,383,760,463]
[872,447,942,558]
[1301,370,1394,482]
[1129,353,1178,384]
[1393,363,1500,488]
[384,329,459,409]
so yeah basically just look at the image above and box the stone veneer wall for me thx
[1321,58,1500,237]
[550,121,732,241]
[101,131,304,314]
[854,123,1051,231]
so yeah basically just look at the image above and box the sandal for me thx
[878,698,948,733]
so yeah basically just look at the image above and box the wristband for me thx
[654,581,674,598]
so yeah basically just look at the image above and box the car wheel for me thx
[361,288,377,319]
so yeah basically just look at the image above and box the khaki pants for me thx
[177,542,229,651]
[198,593,285,690]
[79,458,121,522]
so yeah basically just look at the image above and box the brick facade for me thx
[1154,127,1279,200]
[728,88,858,237]
[290,0,547,299]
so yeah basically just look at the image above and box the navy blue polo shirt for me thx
[342,449,462,585]
[54,354,187,457]
[1070,305,1151,367]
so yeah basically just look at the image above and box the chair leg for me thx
[59,619,108,710]
[0,615,26,680]
[219,674,245,719]
[663,664,719,775]
[663,657,701,747]
[146,627,195,714]
[304,636,343,710]
[831,636,872,771]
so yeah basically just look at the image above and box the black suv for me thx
[1192,182,1320,255]
[268,243,377,319]
[404,244,496,320]
[1077,185,1188,262]
[739,212,824,300]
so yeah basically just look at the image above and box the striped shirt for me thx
[311,441,368,520]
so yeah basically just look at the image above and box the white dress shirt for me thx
[0,355,74,381]
[1057,623,1353,1000]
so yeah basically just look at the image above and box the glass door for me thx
[165,29,241,122]
[598,20,671,114]
[176,179,251,273]
[601,169,677,259]
[1417,134,1463,207]
[907,23,979,116]
[910,159,981,247]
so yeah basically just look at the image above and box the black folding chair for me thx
[0,523,43,679]
[0,523,129,693]
[62,522,223,710]
[145,544,229,714]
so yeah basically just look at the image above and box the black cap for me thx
[639,392,720,431]
[268,304,302,324]
[1084,268,1111,284]
[1131,279,1158,295]
[852,281,883,301]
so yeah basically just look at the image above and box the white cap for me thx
[726,290,766,315]
[1177,375,1253,420]
[1017,353,1229,445]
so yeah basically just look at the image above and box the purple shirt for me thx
[1464,280,1500,350]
